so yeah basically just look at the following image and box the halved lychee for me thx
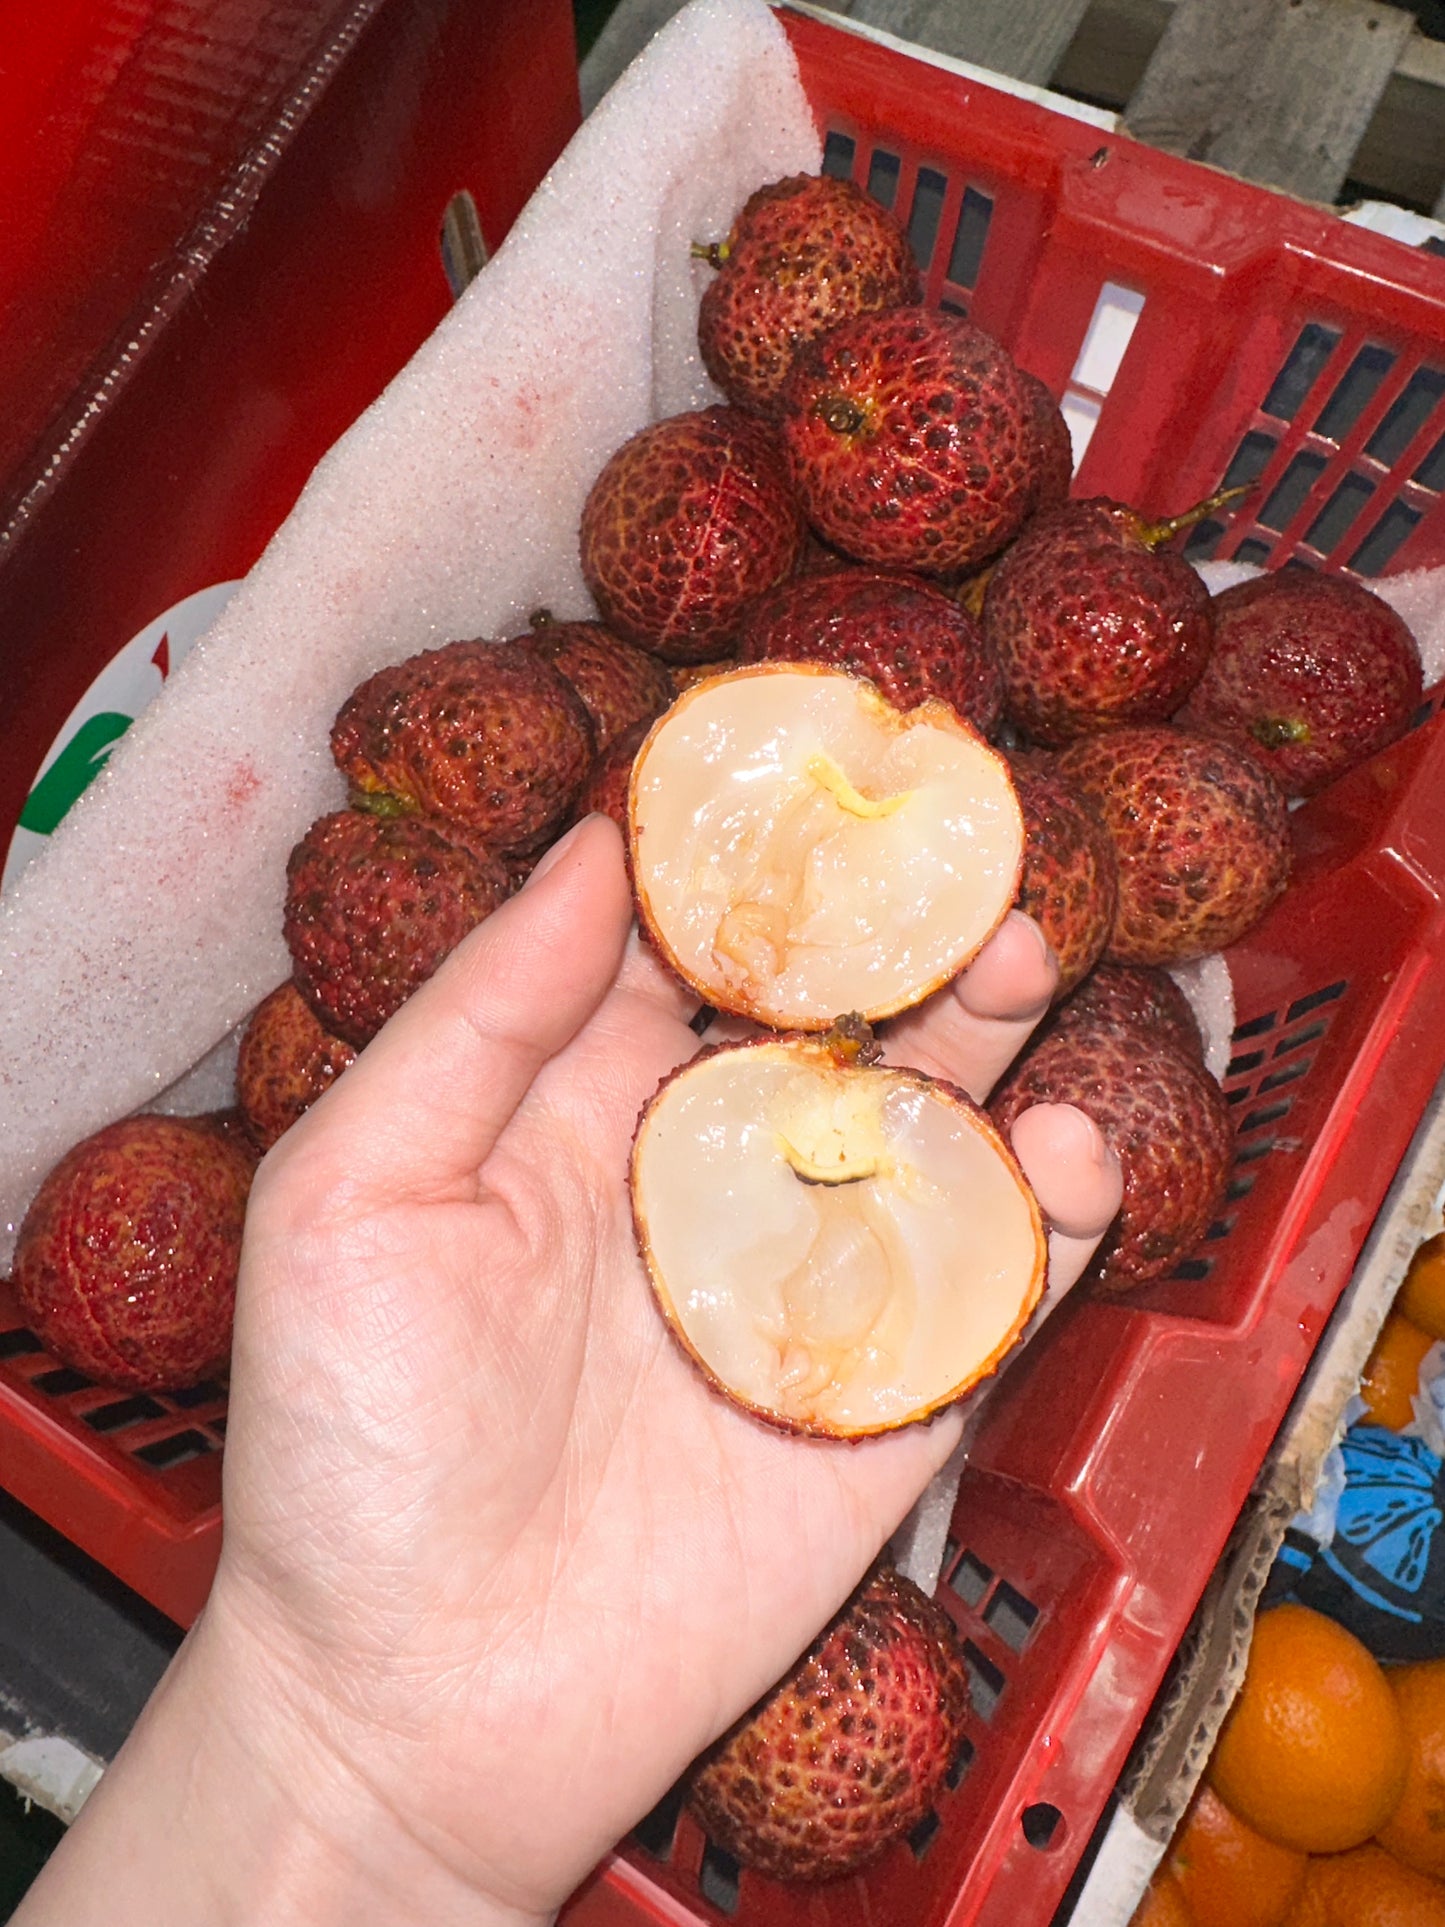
[628,665,1023,1029]
[631,1029,1046,1437]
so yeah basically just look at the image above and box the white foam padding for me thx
[0,0,821,1262]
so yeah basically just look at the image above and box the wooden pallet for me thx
[581,0,1445,217]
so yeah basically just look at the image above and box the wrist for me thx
[16,1583,550,1927]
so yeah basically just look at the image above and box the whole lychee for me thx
[1178,569,1423,797]
[983,498,1214,745]
[990,1014,1233,1288]
[735,566,1003,733]
[11,1113,257,1392]
[1055,961,1204,1064]
[573,717,651,832]
[284,809,510,1046]
[522,615,674,754]
[580,406,805,662]
[1056,726,1292,966]
[331,639,594,856]
[1020,369,1073,512]
[687,1562,970,1880]
[1008,754,1119,995]
[696,173,920,418]
[780,307,1040,574]
[236,981,358,1151]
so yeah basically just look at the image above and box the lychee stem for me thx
[816,394,868,438]
[1252,715,1312,748]
[1137,484,1251,549]
[691,240,729,269]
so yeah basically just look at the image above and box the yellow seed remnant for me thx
[805,752,912,819]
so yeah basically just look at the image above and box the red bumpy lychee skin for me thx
[580,406,806,663]
[284,809,510,1047]
[1177,569,1423,798]
[12,1113,258,1392]
[984,498,1214,746]
[687,1563,970,1880]
[735,566,1003,734]
[1008,754,1119,996]
[236,981,358,1151]
[331,639,594,857]
[522,616,674,755]
[573,717,651,833]
[1055,961,1204,1064]
[1019,369,1073,512]
[697,173,920,419]
[780,307,1039,576]
[991,1015,1233,1289]
[1057,726,1292,966]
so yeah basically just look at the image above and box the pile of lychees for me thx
[4,168,1432,1885]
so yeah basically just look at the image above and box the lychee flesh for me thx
[522,617,674,755]
[990,1015,1232,1289]
[1056,726,1292,966]
[734,566,1003,735]
[780,308,1038,575]
[687,1562,970,1881]
[632,1033,1046,1436]
[697,172,920,419]
[629,665,1023,1030]
[331,638,595,856]
[284,809,511,1046]
[1008,754,1119,996]
[236,981,357,1151]
[579,406,806,662]
[984,498,1214,746]
[1178,568,1423,797]
[11,1113,257,1392]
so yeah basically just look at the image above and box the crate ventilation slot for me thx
[698,1840,741,1915]
[908,1807,943,1858]
[962,1640,1007,1721]
[983,1579,1039,1652]
[1200,323,1445,573]
[947,1547,994,1608]
[1060,283,1144,470]
[631,1782,685,1861]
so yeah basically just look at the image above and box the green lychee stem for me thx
[1137,484,1251,549]
[690,240,728,269]
[1252,716,1312,748]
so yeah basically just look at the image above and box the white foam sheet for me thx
[0,0,821,1261]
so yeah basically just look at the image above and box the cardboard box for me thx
[0,0,581,888]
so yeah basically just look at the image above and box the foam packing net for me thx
[0,0,821,1263]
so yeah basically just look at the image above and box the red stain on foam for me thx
[224,760,262,818]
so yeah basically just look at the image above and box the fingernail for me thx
[1010,909,1058,974]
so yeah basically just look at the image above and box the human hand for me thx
[21,815,1120,1927]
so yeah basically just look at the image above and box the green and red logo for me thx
[2,581,241,894]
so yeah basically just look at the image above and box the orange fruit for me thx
[1169,1783,1306,1926]
[1359,1311,1435,1431]
[1282,1843,1445,1925]
[1129,1869,1195,1927]
[1207,1603,1407,1853]
[1398,1232,1445,1342]
[1377,1657,1445,1879]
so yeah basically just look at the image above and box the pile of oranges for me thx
[1132,1233,1445,1926]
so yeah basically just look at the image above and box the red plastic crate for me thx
[3,5,1445,1920]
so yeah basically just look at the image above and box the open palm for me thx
[209,816,1119,1921]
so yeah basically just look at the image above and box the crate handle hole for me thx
[1021,1802,1067,1851]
